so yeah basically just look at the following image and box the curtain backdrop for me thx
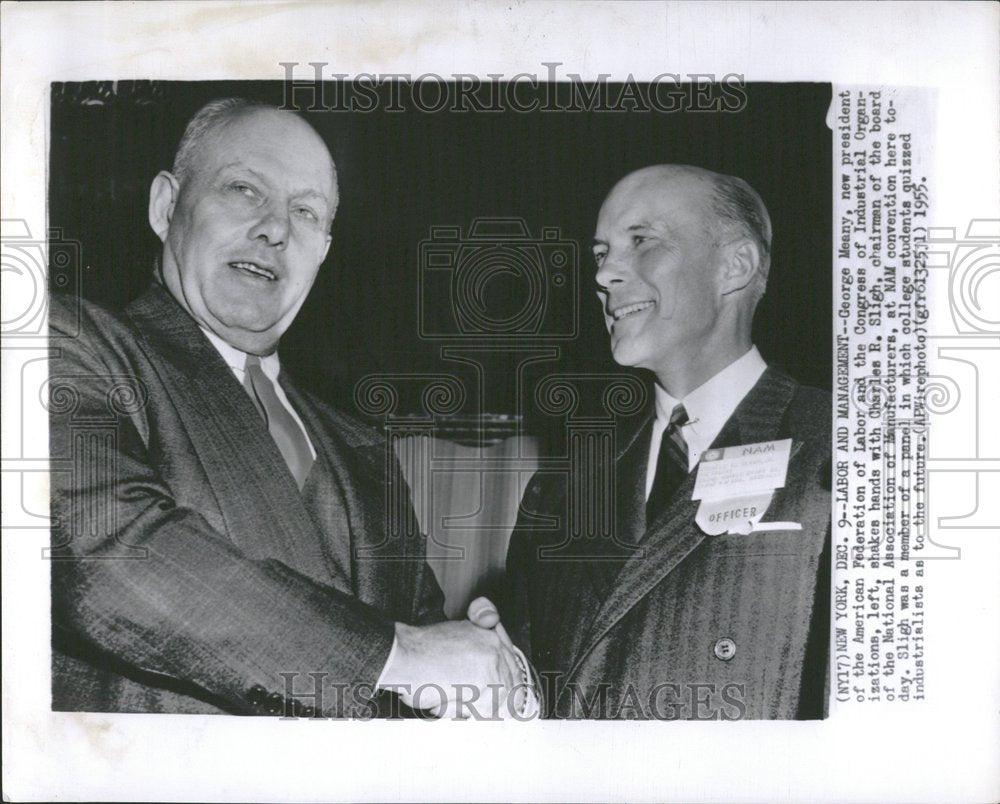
[394,435,539,618]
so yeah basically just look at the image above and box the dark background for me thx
[49,80,832,437]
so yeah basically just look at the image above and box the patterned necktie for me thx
[243,355,314,489]
[646,403,690,525]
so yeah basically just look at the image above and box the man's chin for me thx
[206,316,283,355]
[200,301,290,352]
[609,340,645,369]
[223,329,281,356]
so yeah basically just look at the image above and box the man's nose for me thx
[595,251,629,289]
[248,203,290,248]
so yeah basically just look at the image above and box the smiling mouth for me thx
[611,300,655,321]
[229,261,277,281]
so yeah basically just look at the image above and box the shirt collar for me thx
[199,326,282,381]
[654,346,767,442]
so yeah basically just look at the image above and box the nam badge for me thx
[692,438,802,535]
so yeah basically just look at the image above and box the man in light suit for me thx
[503,165,831,719]
[49,98,522,718]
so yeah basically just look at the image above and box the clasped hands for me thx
[378,597,536,719]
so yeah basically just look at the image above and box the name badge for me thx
[695,492,775,535]
[692,438,798,536]
[692,438,792,501]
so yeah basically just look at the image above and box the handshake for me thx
[377,597,538,719]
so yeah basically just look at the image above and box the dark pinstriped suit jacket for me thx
[505,369,831,719]
[49,284,445,716]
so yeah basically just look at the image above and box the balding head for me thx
[592,165,770,395]
[604,165,771,301]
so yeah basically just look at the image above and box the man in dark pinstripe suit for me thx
[504,165,831,719]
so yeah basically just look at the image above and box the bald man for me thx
[503,165,831,719]
[49,99,522,718]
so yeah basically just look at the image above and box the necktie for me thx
[645,403,690,525]
[243,356,314,489]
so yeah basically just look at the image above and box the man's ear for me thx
[148,171,180,242]
[719,238,760,296]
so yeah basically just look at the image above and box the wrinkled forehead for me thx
[197,109,337,200]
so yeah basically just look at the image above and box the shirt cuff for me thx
[374,634,399,691]
[512,644,540,719]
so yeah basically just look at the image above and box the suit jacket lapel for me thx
[124,285,333,580]
[617,417,652,551]
[280,381,358,590]
[560,368,799,697]
[344,440,415,610]
[284,382,418,611]
[581,410,653,599]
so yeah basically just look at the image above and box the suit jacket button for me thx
[713,638,736,661]
[247,685,267,707]
[265,692,284,715]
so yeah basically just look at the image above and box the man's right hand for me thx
[377,618,522,718]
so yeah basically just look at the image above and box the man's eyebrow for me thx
[290,188,329,203]
[590,221,656,248]
[218,163,331,204]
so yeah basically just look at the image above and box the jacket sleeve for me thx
[412,561,448,626]
[499,471,553,664]
[499,471,559,716]
[49,305,395,717]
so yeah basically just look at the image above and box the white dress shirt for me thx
[200,327,316,459]
[644,346,767,500]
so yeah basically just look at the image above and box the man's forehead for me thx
[201,110,336,194]
[226,107,324,147]
[598,174,710,231]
